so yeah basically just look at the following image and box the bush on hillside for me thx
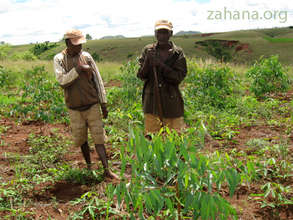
[246,55,290,97]
[30,41,58,56]
[11,51,38,61]
[92,52,102,62]
[0,44,11,60]
[10,66,67,122]
[0,66,14,88]
[185,64,240,110]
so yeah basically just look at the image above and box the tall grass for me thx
[0,60,122,82]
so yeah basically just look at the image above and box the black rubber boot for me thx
[81,142,91,170]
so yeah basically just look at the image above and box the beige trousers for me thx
[144,113,185,134]
[68,104,105,146]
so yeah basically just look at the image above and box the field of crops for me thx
[0,54,293,219]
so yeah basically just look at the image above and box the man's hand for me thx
[146,50,162,67]
[101,103,108,119]
[76,63,91,73]
[76,58,93,79]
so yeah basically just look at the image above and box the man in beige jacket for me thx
[54,29,118,179]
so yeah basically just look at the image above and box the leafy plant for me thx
[0,184,33,218]
[92,52,102,62]
[251,182,293,219]
[0,66,15,88]
[59,168,103,185]
[11,51,38,61]
[113,127,239,219]
[8,66,68,122]
[70,191,119,219]
[30,41,58,56]
[246,55,290,97]
[185,64,239,110]
[27,133,69,169]
[196,40,233,62]
[0,44,11,60]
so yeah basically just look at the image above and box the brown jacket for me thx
[54,51,107,111]
[137,42,187,118]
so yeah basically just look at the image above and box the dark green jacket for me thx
[137,42,187,118]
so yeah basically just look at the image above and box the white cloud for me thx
[0,0,292,45]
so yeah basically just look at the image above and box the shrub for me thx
[0,66,14,88]
[30,41,58,56]
[106,60,143,131]
[197,40,233,62]
[0,44,11,60]
[8,66,67,122]
[113,128,239,219]
[11,51,38,61]
[185,64,239,110]
[246,55,290,97]
[92,52,102,62]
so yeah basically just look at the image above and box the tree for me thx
[86,34,92,40]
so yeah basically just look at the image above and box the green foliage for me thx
[246,55,290,97]
[8,66,68,122]
[86,34,93,40]
[0,44,11,60]
[263,36,293,43]
[113,128,239,219]
[185,64,240,110]
[27,133,68,169]
[197,40,233,62]
[70,191,119,219]
[1,55,293,218]
[251,182,293,216]
[106,60,143,131]
[30,41,58,56]
[59,168,103,185]
[0,185,33,218]
[0,66,15,88]
[11,51,38,61]
[92,52,102,62]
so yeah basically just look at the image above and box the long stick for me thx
[153,66,164,123]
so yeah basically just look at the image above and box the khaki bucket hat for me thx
[154,20,173,31]
[64,29,86,45]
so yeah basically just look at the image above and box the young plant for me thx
[246,55,290,97]
[114,127,240,219]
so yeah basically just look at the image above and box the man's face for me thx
[67,39,82,56]
[155,29,172,45]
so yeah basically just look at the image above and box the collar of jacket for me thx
[62,49,83,57]
[153,41,180,55]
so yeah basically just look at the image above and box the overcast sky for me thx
[1,0,292,45]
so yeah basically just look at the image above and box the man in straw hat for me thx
[137,20,187,135]
[53,29,118,179]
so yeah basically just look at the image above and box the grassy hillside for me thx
[8,27,293,64]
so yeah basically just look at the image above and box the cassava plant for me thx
[246,55,290,97]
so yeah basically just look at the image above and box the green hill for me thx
[8,27,293,64]
[175,31,201,36]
